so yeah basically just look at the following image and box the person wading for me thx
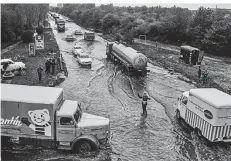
[37,65,43,81]
[138,91,151,116]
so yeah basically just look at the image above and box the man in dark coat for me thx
[198,66,201,80]
[37,66,43,81]
[51,58,56,75]
[45,60,51,74]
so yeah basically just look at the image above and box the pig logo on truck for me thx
[204,110,213,119]
[21,109,51,136]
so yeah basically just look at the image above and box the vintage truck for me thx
[106,42,149,75]
[56,19,65,32]
[84,31,95,41]
[1,84,111,153]
[176,88,231,142]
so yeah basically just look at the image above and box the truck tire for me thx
[176,110,182,120]
[75,140,92,154]
[1,136,11,146]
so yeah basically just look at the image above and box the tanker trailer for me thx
[106,42,149,75]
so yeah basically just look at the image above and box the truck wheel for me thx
[20,69,26,76]
[75,140,92,154]
[176,110,181,120]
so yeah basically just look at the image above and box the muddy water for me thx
[1,15,231,161]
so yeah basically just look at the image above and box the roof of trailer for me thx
[181,45,200,51]
[189,88,231,109]
[1,84,63,104]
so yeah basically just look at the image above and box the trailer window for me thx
[60,117,74,126]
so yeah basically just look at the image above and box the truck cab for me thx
[56,100,110,153]
[176,91,189,120]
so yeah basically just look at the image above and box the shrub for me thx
[36,25,44,34]
[22,30,34,43]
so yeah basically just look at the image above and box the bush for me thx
[36,25,44,34]
[22,30,34,43]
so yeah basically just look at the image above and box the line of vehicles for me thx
[72,44,92,68]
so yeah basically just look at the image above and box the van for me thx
[176,88,231,142]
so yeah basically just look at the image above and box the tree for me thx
[101,13,120,31]
[202,17,231,55]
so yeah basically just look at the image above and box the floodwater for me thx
[1,15,231,161]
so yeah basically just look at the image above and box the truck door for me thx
[57,117,76,146]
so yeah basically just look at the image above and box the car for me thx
[76,52,92,68]
[65,34,75,41]
[1,59,26,75]
[75,30,83,35]
[66,18,74,22]
[72,45,84,56]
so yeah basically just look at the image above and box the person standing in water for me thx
[138,91,151,116]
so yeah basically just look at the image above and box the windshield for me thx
[74,47,81,49]
[85,33,94,36]
[80,55,89,58]
[74,104,82,123]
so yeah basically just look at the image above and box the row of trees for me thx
[51,4,231,56]
[1,4,49,43]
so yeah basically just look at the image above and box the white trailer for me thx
[176,88,231,142]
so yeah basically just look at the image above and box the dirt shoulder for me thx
[1,26,67,86]
[100,34,231,94]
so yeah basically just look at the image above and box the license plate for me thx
[60,141,70,146]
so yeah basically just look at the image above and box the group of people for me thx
[37,57,56,81]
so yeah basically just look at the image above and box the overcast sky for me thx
[50,3,231,10]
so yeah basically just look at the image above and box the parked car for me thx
[1,59,26,75]
[76,52,92,68]
[72,45,84,56]
[65,34,75,41]
[66,18,74,22]
[75,30,83,35]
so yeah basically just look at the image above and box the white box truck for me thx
[176,88,231,142]
[1,84,111,153]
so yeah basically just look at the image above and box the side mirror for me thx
[178,98,180,101]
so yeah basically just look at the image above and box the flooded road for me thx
[2,15,231,161]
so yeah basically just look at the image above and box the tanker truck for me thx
[106,42,149,75]
[1,84,111,154]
